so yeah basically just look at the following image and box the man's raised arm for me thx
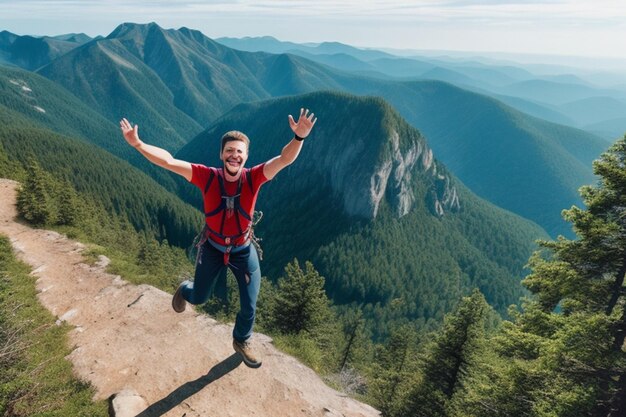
[120,118,192,182]
[263,108,317,181]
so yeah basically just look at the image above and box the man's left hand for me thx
[288,108,317,139]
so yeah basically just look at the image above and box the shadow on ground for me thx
[124,353,243,417]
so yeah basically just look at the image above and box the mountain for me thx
[348,80,608,237]
[583,117,626,141]
[51,33,94,43]
[557,96,626,128]
[175,91,547,337]
[36,23,347,147]
[36,27,203,151]
[0,65,185,192]
[497,79,626,105]
[438,64,522,87]
[217,36,394,61]
[31,23,605,236]
[419,66,478,86]
[0,30,88,70]
[492,94,575,126]
[216,35,314,54]
[0,65,127,153]
[0,88,202,246]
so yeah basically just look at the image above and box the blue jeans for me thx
[181,239,261,342]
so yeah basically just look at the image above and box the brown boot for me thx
[233,339,262,368]
[172,281,189,313]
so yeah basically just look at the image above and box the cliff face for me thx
[365,129,460,220]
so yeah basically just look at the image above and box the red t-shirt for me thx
[190,163,269,244]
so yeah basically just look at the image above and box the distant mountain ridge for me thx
[0,30,89,70]
[215,35,626,135]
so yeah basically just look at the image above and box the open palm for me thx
[288,108,317,138]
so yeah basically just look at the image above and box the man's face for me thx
[220,140,248,177]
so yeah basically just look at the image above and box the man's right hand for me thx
[120,118,142,148]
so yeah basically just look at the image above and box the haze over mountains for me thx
[1,21,623,334]
[219,35,626,140]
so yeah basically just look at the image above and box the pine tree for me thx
[16,160,56,225]
[270,259,334,338]
[399,289,489,417]
[368,324,419,417]
[493,136,626,416]
[56,179,81,226]
[137,235,164,273]
[339,309,368,372]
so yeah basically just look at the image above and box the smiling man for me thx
[120,108,317,368]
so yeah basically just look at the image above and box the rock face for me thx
[0,179,380,417]
[366,129,460,219]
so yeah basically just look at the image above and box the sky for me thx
[2,0,626,62]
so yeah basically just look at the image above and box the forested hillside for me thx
[0,65,189,192]
[347,79,608,237]
[0,108,201,247]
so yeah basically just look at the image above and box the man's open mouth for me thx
[226,159,241,167]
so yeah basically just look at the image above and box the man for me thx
[120,109,317,368]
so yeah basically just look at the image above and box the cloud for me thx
[4,0,626,22]
[1,0,624,58]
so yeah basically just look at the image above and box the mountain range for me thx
[2,22,609,237]
[216,35,626,142]
[1,21,619,335]
[0,30,91,70]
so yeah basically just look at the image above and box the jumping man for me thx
[120,109,317,368]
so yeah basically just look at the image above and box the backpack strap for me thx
[203,169,215,194]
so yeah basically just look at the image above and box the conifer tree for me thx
[16,160,56,225]
[339,309,368,372]
[270,259,334,338]
[368,324,419,417]
[137,235,164,273]
[399,289,489,417]
[56,179,81,226]
[494,136,626,416]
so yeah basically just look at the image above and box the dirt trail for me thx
[0,179,379,417]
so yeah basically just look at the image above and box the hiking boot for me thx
[233,339,262,368]
[172,281,189,313]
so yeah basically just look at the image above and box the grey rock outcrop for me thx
[365,129,460,219]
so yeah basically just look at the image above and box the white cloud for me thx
[0,0,624,58]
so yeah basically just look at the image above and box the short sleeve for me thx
[250,163,269,191]
[190,164,212,190]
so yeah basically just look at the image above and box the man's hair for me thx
[221,131,250,152]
